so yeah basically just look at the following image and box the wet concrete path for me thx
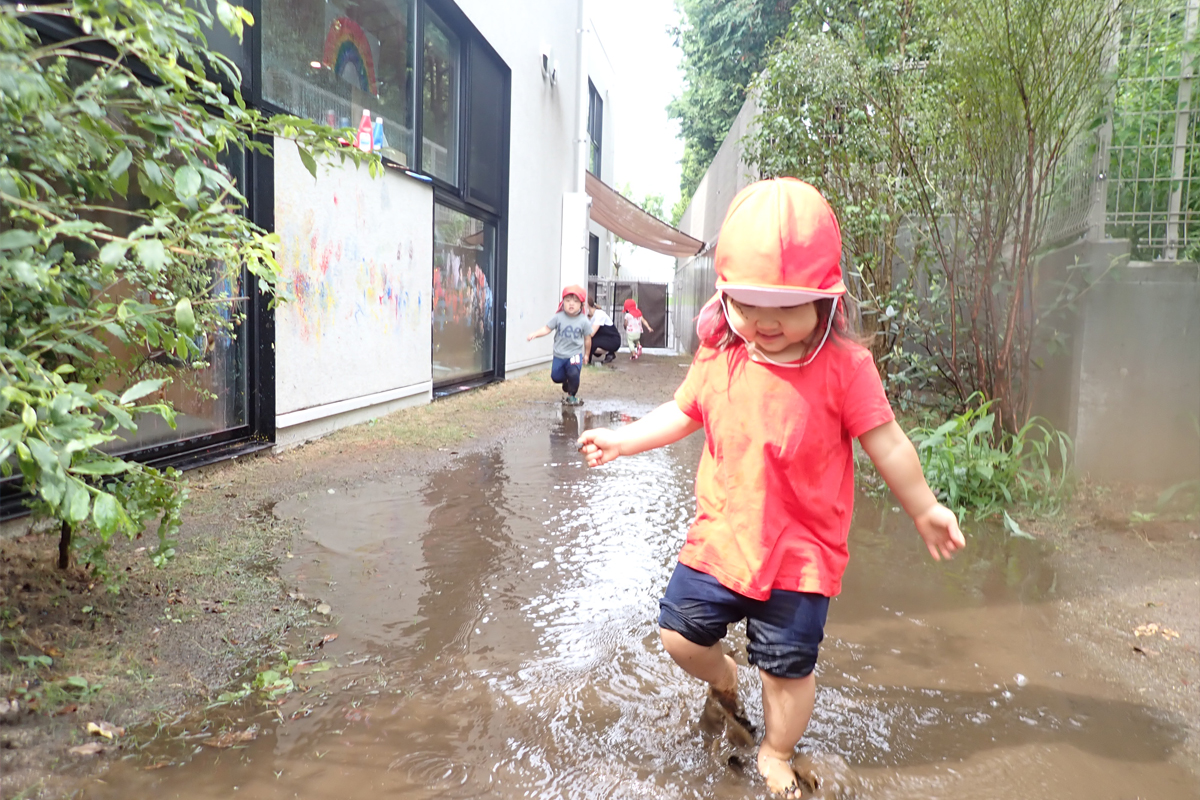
[88,402,1198,799]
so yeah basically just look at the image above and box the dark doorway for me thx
[636,282,668,348]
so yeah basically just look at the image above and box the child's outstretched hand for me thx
[577,428,622,467]
[913,503,965,561]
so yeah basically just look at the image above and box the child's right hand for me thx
[577,428,622,467]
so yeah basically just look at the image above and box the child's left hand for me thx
[913,504,965,561]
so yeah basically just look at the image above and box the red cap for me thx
[714,178,844,306]
[561,285,586,303]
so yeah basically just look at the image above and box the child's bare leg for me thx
[659,629,737,699]
[757,671,816,796]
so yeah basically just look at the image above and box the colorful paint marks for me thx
[274,139,432,413]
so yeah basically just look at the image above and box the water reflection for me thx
[82,405,1196,800]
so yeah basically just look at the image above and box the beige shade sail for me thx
[585,172,704,257]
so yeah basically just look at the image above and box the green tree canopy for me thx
[668,0,794,223]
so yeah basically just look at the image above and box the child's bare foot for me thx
[757,748,816,799]
[703,654,756,746]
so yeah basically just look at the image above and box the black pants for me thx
[589,326,621,362]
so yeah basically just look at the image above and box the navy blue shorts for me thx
[658,563,829,679]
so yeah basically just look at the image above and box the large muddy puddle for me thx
[86,403,1197,799]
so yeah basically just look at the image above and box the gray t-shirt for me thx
[547,310,590,359]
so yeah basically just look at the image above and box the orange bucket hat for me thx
[714,178,844,307]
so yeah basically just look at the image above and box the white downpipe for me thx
[574,0,588,193]
[559,0,591,288]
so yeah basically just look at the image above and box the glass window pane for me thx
[261,0,415,167]
[422,7,460,184]
[433,205,494,382]
[466,39,506,210]
[98,151,249,451]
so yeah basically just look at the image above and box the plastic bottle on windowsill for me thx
[356,109,373,152]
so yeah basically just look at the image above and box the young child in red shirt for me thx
[577,178,963,798]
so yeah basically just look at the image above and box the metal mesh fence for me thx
[1106,0,1199,260]
[1041,0,1198,259]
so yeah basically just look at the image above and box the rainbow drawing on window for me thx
[322,16,377,96]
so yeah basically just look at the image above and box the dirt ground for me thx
[1,352,1197,798]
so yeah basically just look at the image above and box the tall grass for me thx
[908,396,1073,519]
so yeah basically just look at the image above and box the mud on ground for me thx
[0,357,687,798]
[1,353,1197,796]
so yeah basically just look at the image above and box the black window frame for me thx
[587,79,602,176]
[419,0,511,392]
[588,233,600,278]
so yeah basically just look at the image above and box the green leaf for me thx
[92,491,123,535]
[0,229,39,251]
[64,478,91,523]
[99,240,130,266]
[135,239,167,271]
[119,379,167,405]
[296,146,318,178]
[26,437,61,476]
[174,165,202,201]
[21,405,37,430]
[175,297,196,336]
[107,148,133,181]
[143,160,164,186]
[1003,511,1035,540]
[71,459,132,476]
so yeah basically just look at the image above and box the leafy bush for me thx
[1,0,375,584]
[909,396,1072,519]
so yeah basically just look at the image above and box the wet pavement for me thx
[86,402,1198,799]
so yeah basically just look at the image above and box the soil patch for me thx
[0,357,686,798]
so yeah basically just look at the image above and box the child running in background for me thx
[577,179,964,798]
[622,298,654,359]
[527,285,591,406]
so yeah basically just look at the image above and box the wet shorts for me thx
[658,563,829,679]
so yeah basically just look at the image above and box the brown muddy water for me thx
[86,403,1197,800]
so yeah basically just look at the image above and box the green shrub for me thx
[909,396,1072,519]
[1,0,375,585]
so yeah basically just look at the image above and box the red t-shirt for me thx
[673,340,894,599]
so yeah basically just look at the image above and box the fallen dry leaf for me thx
[43,646,64,658]
[201,727,258,749]
[315,603,332,616]
[144,761,170,770]
[1135,623,1160,637]
[54,703,78,716]
[68,742,108,756]
[1162,628,1181,640]
[86,721,124,739]
[1133,645,1160,657]
[318,633,338,647]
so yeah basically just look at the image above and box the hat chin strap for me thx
[720,294,838,369]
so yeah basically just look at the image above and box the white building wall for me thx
[457,0,584,374]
